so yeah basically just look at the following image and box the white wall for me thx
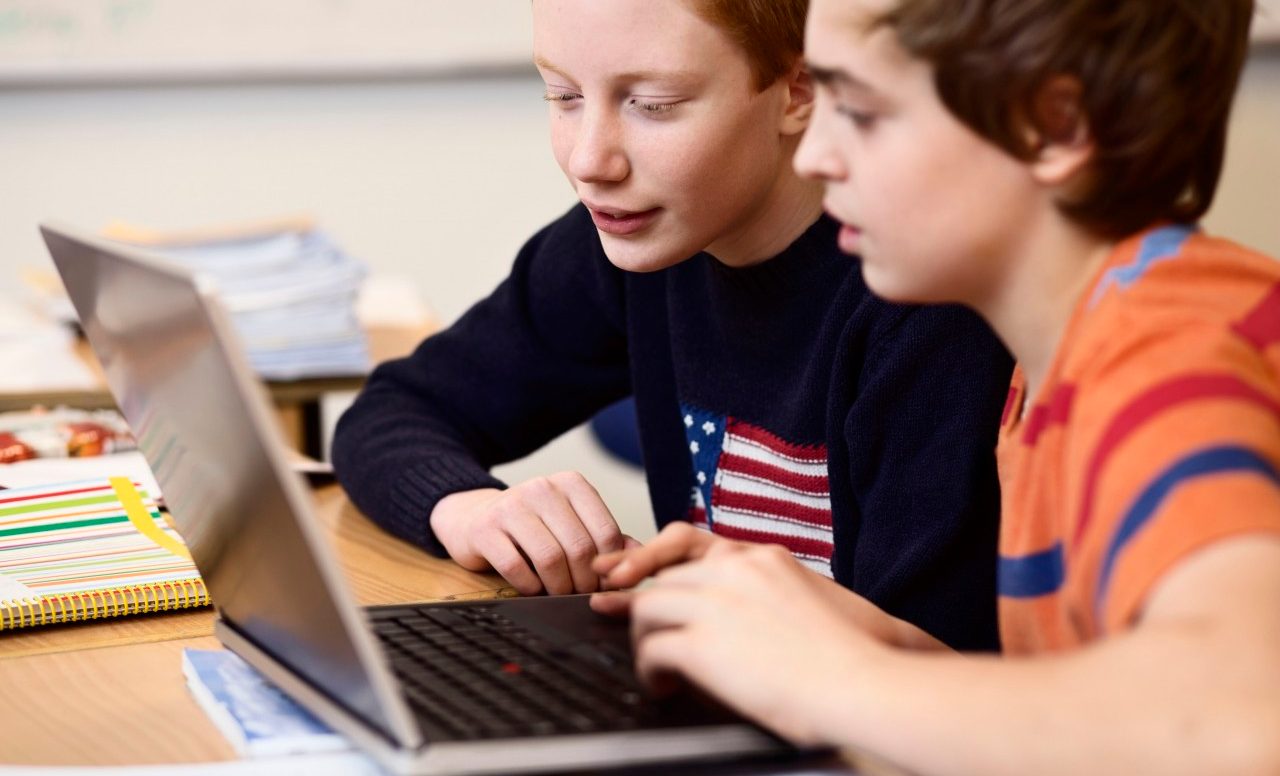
[0,48,1276,541]
[1204,48,1280,254]
[0,74,573,323]
[0,73,658,539]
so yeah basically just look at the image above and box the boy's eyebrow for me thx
[806,61,878,93]
[533,55,700,86]
[533,55,569,78]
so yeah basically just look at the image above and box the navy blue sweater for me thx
[333,205,1013,651]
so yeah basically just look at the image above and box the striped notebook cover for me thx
[0,476,209,630]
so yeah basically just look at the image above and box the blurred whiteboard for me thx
[0,0,534,86]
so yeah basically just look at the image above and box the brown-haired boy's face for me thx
[533,0,803,271]
[794,0,1043,306]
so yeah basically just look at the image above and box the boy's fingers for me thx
[595,536,646,587]
[535,494,604,592]
[557,474,627,555]
[505,515,575,595]
[604,525,716,587]
[478,533,543,596]
[633,629,691,698]
[593,548,628,576]
[589,589,633,617]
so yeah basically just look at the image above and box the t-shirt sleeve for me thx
[1074,326,1280,633]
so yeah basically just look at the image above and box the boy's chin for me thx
[860,263,948,305]
[598,236,692,274]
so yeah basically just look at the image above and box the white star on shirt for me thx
[684,414,694,428]
[696,471,707,485]
[690,441,700,455]
[702,421,716,435]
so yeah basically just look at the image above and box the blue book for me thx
[182,648,353,758]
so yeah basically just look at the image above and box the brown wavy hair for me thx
[879,0,1255,238]
[691,0,809,90]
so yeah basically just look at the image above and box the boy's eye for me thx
[543,91,581,104]
[836,105,877,129]
[628,98,678,116]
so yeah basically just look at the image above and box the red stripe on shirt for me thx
[688,505,709,527]
[1022,384,1076,446]
[725,420,827,462]
[712,488,833,528]
[1073,372,1280,546]
[1232,282,1280,351]
[710,522,834,559]
[718,453,829,495]
[1001,385,1020,427]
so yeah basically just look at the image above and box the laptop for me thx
[41,223,793,775]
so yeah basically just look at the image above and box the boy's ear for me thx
[779,61,815,136]
[1027,75,1094,186]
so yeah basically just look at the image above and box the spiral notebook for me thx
[0,476,209,630]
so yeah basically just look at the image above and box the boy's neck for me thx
[705,162,826,268]
[977,213,1113,401]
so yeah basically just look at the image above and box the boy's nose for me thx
[794,104,844,183]
[569,109,629,184]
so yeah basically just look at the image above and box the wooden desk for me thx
[0,486,888,775]
[0,484,513,765]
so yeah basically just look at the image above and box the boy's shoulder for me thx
[1089,226,1278,325]
[1066,225,1280,388]
[1025,227,1280,636]
[1043,224,1280,505]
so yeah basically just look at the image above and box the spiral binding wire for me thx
[0,579,210,630]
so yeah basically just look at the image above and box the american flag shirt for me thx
[682,404,834,576]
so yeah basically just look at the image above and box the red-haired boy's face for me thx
[533,0,803,271]
[794,0,1040,306]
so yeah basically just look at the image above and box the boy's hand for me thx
[429,472,639,596]
[621,539,882,745]
[589,522,725,615]
[591,522,946,649]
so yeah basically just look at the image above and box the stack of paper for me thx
[104,219,371,381]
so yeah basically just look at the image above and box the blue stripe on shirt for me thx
[998,542,1065,598]
[1094,445,1280,620]
[1090,224,1197,307]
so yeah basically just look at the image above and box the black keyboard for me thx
[371,604,652,740]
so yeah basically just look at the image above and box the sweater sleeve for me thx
[840,303,1013,652]
[331,206,632,555]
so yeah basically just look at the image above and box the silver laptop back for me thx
[41,223,421,748]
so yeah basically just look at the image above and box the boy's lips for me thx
[837,223,863,255]
[584,204,662,236]
[823,203,863,255]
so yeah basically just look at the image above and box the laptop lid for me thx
[41,223,422,748]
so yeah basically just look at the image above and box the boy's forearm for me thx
[824,624,1277,776]
[818,540,1280,776]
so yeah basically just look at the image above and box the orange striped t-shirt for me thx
[997,224,1280,654]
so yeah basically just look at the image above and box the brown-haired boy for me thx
[333,0,1014,652]
[595,0,1280,771]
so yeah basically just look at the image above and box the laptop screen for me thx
[43,225,414,745]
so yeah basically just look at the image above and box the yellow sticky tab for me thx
[110,476,191,560]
